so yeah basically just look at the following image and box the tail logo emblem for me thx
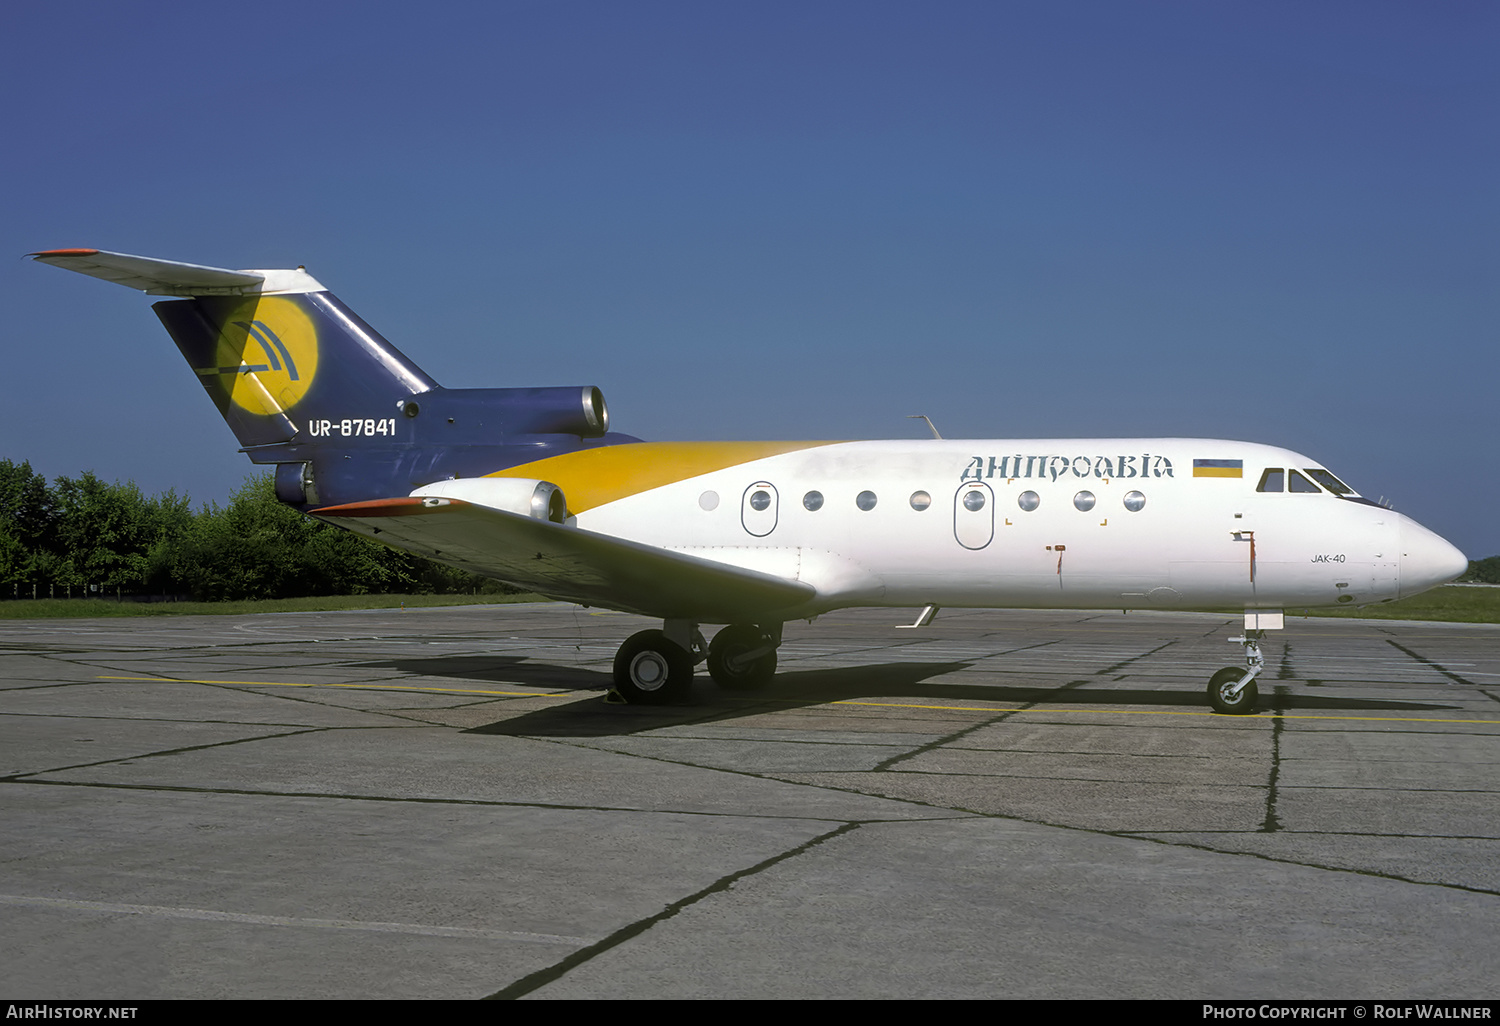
[195,296,320,416]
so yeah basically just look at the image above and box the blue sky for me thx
[2,1,1495,557]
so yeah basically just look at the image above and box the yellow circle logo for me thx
[204,296,320,415]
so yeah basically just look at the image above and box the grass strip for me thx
[0,592,546,619]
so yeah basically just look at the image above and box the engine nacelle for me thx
[412,477,568,523]
[400,385,610,439]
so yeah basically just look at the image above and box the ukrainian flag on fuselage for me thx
[1193,459,1244,478]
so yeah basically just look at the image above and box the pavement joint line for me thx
[5,780,888,816]
[0,711,366,727]
[0,894,588,945]
[833,768,1275,785]
[528,734,977,816]
[1132,829,1500,840]
[830,701,1500,725]
[1113,833,1500,899]
[1093,639,1178,677]
[580,734,914,748]
[865,678,1093,773]
[485,821,865,1000]
[742,784,1500,902]
[5,776,921,822]
[1385,638,1488,692]
[2,726,340,780]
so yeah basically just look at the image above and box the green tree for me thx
[0,459,55,588]
[0,521,27,591]
[52,472,156,591]
[1463,556,1500,585]
[3,463,517,601]
[142,489,195,595]
[165,476,306,599]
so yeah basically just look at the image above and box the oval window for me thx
[1017,491,1040,512]
[698,490,719,511]
[803,490,824,511]
[1073,491,1096,512]
[856,490,878,511]
[909,490,932,511]
[1123,490,1146,512]
[963,489,986,512]
[749,490,771,512]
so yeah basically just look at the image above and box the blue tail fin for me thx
[32,248,627,509]
[31,249,437,452]
[154,290,437,450]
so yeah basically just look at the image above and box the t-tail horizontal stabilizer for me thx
[28,248,323,296]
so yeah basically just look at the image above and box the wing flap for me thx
[312,497,816,622]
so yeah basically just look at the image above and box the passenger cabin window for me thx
[1257,469,1284,493]
[1288,470,1321,493]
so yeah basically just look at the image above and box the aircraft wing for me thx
[311,497,816,622]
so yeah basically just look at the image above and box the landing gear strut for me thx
[1207,629,1265,715]
[610,620,784,703]
[707,623,781,690]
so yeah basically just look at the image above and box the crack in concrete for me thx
[1259,686,1289,833]
[485,821,864,1000]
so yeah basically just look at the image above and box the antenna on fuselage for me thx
[908,414,942,439]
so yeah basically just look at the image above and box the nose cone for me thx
[1398,516,1468,599]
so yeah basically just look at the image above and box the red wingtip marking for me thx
[311,497,466,518]
[31,248,102,257]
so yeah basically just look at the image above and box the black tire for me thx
[707,623,778,690]
[1208,666,1258,715]
[613,630,693,705]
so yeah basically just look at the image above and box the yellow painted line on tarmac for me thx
[94,678,1500,725]
[96,676,573,699]
[831,700,1500,726]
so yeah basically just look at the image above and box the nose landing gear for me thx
[1208,628,1266,714]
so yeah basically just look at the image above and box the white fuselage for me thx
[566,438,1457,617]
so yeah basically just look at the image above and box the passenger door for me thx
[954,481,994,550]
[741,482,779,538]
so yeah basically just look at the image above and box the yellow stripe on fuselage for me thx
[1192,466,1243,478]
[486,440,837,514]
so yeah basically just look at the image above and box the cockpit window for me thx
[1256,469,1284,493]
[1305,469,1354,496]
[1288,469,1321,493]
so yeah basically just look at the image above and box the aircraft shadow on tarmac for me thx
[342,657,1465,738]
[355,654,616,690]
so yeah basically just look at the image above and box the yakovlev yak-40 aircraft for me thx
[32,248,1469,713]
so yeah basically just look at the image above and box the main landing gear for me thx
[613,628,700,705]
[611,621,782,704]
[707,623,780,690]
[1207,629,1266,715]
